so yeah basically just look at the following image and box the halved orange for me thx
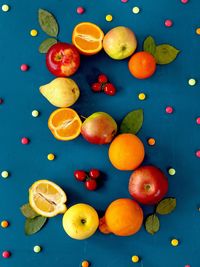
[72,22,104,55]
[48,108,82,141]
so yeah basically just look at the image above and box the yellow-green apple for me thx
[81,112,117,144]
[62,203,99,240]
[103,26,137,60]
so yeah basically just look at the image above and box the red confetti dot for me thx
[0,98,3,104]
[2,251,11,258]
[196,150,200,158]
[76,7,85,14]
[165,106,173,114]
[20,64,29,71]
[21,137,30,145]
[181,0,189,3]
[165,19,173,27]
[185,265,190,267]
[121,0,128,2]
[196,117,200,124]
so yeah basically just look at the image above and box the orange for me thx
[128,51,156,79]
[104,199,143,236]
[48,108,82,141]
[72,22,104,55]
[108,133,145,171]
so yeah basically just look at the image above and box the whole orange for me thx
[128,51,156,79]
[108,133,145,171]
[105,198,143,236]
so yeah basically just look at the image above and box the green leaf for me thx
[156,198,176,215]
[120,109,143,135]
[38,9,59,37]
[20,203,39,219]
[145,214,160,235]
[39,38,57,53]
[154,44,180,65]
[143,36,156,56]
[25,216,47,235]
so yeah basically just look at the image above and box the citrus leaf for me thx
[156,198,176,215]
[154,44,180,65]
[39,38,57,53]
[25,216,47,235]
[120,109,143,135]
[145,214,160,235]
[38,9,59,37]
[143,36,156,56]
[20,203,39,219]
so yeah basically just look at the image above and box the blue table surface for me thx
[0,0,200,266]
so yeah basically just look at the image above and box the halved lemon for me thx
[72,22,104,55]
[29,180,67,218]
[48,108,82,141]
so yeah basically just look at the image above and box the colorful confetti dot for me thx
[185,265,191,267]
[181,0,189,3]
[121,0,128,2]
[165,19,173,27]
[32,110,39,117]
[20,64,29,72]
[1,220,9,228]
[138,93,146,100]
[2,4,10,12]
[132,7,140,14]
[165,106,174,114]
[33,245,41,253]
[30,29,38,37]
[21,137,30,145]
[171,239,179,246]
[106,14,113,22]
[2,251,11,258]
[0,98,3,104]
[76,7,85,14]
[196,150,200,158]
[196,117,200,124]
[196,28,200,35]
[131,255,140,263]
[1,171,9,178]
[148,138,156,146]
[188,78,196,86]
[82,260,90,267]
[168,168,176,176]
[47,153,55,161]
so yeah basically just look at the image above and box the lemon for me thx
[29,180,67,217]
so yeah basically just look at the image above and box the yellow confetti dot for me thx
[148,138,156,146]
[32,110,39,117]
[171,239,179,246]
[1,220,9,228]
[30,29,38,37]
[82,261,90,267]
[196,28,200,35]
[1,171,9,178]
[106,14,113,22]
[138,93,146,100]
[132,255,140,263]
[188,78,196,86]
[168,168,176,176]
[132,6,140,14]
[47,153,55,161]
[2,4,10,12]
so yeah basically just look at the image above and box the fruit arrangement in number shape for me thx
[20,9,178,239]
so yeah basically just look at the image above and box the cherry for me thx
[89,169,100,179]
[91,82,102,92]
[103,83,116,96]
[98,74,108,84]
[85,179,97,191]
[74,170,87,181]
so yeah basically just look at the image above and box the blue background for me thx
[0,0,200,266]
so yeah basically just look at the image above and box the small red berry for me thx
[89,169,100,179]
[85,179,97,191]
[103,83,116,96]
[74,170,87,181]
[98,74,108,83]
[91,82,102,92]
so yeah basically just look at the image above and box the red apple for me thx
[46,42,80,77]
[128,165,168,205]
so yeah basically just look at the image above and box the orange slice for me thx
[72,22,104,55]
[29,180,67,218]
[48,108,82,141]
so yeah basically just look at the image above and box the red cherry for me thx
[89,169,100,179]
[98,74,108,84]
[74,170,87,181]
[91,82,102,92]
[85,179,97,191]
[103,83,116,96]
